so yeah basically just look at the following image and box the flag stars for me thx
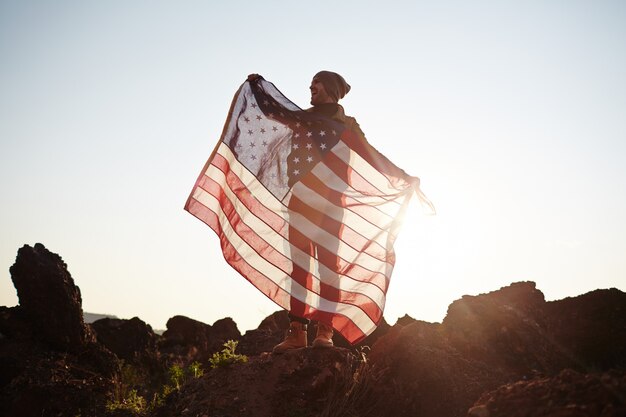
[272,126,278,132]
[260,128,266,134]
[294,133,300,138]
[256,115,262,121]
[263,100,270,105]
[249,142,256,148]
[243,116,250,123]
[320,143,327,150]
[262,140,268,146]
[251,103,258,108]
[293,169,300,176]
[251,155,257,160]
[293,157,300,164]
[247,129,254,135]
[306,131,313,137]
[306,143,312,150]
[319,130,326,137]
[306,156,313,163]
[293,144,299,150]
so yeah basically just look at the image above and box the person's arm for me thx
[345,117,419,186]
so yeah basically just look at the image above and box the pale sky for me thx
[1,1,625,333]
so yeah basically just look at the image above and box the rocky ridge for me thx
[0,243,624,417]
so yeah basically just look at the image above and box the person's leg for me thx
[311,219,342,348]
[273,206,315,353]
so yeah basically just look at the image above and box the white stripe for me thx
[190,187,377,335]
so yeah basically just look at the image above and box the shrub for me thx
[209,340,248,368]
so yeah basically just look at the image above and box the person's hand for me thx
[409,176,421,191]
[247,73,261,82]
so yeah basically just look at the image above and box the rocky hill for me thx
[0,243,624,417]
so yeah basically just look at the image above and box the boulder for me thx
[91,316,159,363]
[469,369,626,417]
[442,281,569,375]
[545,288,626,371]
[9,243,94,351]
[159,315,241,365]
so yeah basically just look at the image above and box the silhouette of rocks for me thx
[238,310,290,355]
[366,319,506,417]
[362,282,626,417]
[545,288,626,371]
[9,243,94,351]
[2,242,625,417]
[469,369,626,417]
[0,243,118,417]
[92,317,159,364]
[159,315,240,365]
[154,347,361,417]
[442,281,567,375]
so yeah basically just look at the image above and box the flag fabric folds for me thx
[185,77,429,344]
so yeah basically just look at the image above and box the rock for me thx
[159,315,241,365]
[91,316,158,363]
[238,310,290,356]
[442,281,569,375]
[0,244,119,417]
[469,369,626,417]
[154,347,362,417]
[545,288,626,371]
[365,319,507,417]
[9,243,94,351]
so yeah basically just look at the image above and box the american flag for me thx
[185,77,431,344]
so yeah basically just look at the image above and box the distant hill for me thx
[83,312,118,323]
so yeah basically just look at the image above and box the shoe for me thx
[272,321,307,354]
[312,321,334,348]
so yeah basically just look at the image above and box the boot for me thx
[312,321,334,348]
[272,321,307,354]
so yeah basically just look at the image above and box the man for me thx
[248,71,418,353]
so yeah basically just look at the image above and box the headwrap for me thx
[314,71,351,102]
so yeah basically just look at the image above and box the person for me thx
[247,71,418,353]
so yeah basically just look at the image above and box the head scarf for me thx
[314,71,351,102]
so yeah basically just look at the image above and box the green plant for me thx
[106,389,147,415]
[188,361,204,378]
[209,340,248,368]
[168,363,185,390]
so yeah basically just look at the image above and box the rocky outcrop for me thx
[545,288,626,371]
[469,369,626,417]
[0,244,118,417]
[2,242,625,417]
[360,282,626,417]
[159,315,241,365]
[9,243,94,351]
[154,347,363,417]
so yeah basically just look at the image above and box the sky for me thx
[1,0,625,333]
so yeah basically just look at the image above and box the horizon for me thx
[1,1,625,333]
